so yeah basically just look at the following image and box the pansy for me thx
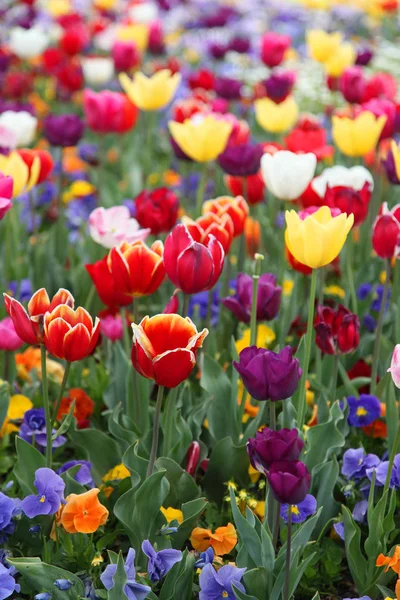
[57,460,94,487]
[280,494,317,524]
[347,395,381,427]
[100,548,151,600]
[199,564,246,600]
[0,563,20,599]
[21,468,65,518]
[369,455,400,488]
[19,408,66,449]
[341,448,380,480]
[141,540,182,583]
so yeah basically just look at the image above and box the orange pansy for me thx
[61,488,109,534]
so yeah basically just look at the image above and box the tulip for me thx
[384,140,400,185]
[43,305,100,362]
[372,203,400,258]
[168,114,232,163]
[360,99,396,140]
[81,57,115,87]
[247,428,304,475]
[217,143,263,177]
[88,206,150,249]
[83,90,138,134]
[261,151,316,201]
[339,67,366,104]
[323,42,356,77]
[9,26,49,59]
[225,173,265,206]
[120,69,181,111]
[18,149,54,187]
[202,195,249,237]
[134,187,179,235]
[214,76,242,100]
[244,217,261,258]
[254,96,298,134]
[356,46,374,66]
[285,115,333,161]
[131,313,208,388]
[86,255,132,308]
[0,111,37,147]
[182,212,234,254]
[188,69,215,91]
[314,305,360,355]
[164,224,224,294]
[332,112,386,157]
[43,114,85,147]
[233,345,302,402]
[4,288,74,346]
[267,460,311,504]
[222,273,281,323]
[100,315,124,343]
[285,205,354,270]
[107,239,165,298]
[60,26,88,56]
[0,151,40,197]
[0,173,13,219]
[260,33,291,68]
[112,40,140,72]
[306,30,343,63]
[263,71,296,103]
[388,344,400,389]
[0,317,24,351]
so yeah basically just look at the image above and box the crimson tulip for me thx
[83,90,138,134]
[134,187,179,235]
[225,173,265,206]
[86,255,132,308]
[314,305,360,355]
[372,203,400,258]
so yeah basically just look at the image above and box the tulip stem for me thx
[272,498,281,551]
[196,166,207,217]
[182,294,190,318]
[131,301,140,425]
[331,354,339,402]
[284,508,293,600]
[250,254,264,346]
[51,362,72,428]
[146,384,164,478]
[297,268,318,428]
[267,401,277,533]
[40,345,52,469]
[346,231,358,316]
[371,259,391,396]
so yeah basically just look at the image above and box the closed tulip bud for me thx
[384,140,400,185]
[164,224,225,294]
[267,460,311,504]
[225,173,265,206]
[244,217,261,258]
[107,240,165,297]
[214,76,242,100]
[43,305,100,362]
[43,114,84,147]
[247,428,304,475]
[0,317,24,351]
[233,346,302,402]
[202,195,249,237]
[314,305,360,355]
[388,344,400,388]
[60,26,88,56]
[83,90,138,134]
[263,70,296,103]
[339,66,366,104]
[222,273,281,323]
[112,40,140,72]
[131,314,208,388]
[120,69,181,111]
[372,203,400,258]
[218,143,264,177]
[260,33,291,68]
[332,112,386,157]
[185,441,201,476]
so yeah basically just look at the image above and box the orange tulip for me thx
[190,523,237,555]
[244,217,261,258]
[107,240,165,297]
[131,314,208,388]
[61,488,109,534]
[182,211,234,254]
[202,195,249,237]
[43,305,100,362]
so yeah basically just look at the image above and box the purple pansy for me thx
[100,548,150,600]
[195,547,214,569]
[0,563,20,599]
[368,454,400,488]
[141,540,182,583]
[352,500,368,523]
[199,564,246,600]
[57,460,94,487]
[341,448,380,480]
[280,494,317,524]
[21,468,65,518]
[334,522,345,541]
[347,395,381,427]
[19,408,66,449]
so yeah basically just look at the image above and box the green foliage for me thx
[7,557,85,599]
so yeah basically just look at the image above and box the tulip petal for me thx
[163,224,195,286]
[63,323,92,362]
[141,313,197,355]
[176,243,214,294]
[206,235,225,289]
[153,348,196,388]
[108,245,132,295]
[28,288,50,317]
[45,318,72,359]
[50,288,75,310]
[4,295,38,345]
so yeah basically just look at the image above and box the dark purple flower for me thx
[355,47,374,66]
[208,42,227,60]
[199,564,246,600]
[280,494,317,523]
[347,395,381,427]
[218,143,263,177]
[141,540,182,583]
[264,71,296,103]
[341,448,380,480]
[228,37,251,54]
[43,114,84,147]
[247,428,304,475]
[383,146,400,185]
[214,77,242,101]
[57,460,94,487]
[19,408,66,449]
[233,346,302,401]
[21,468,65,518]
[267,460,311,504]
[0,563,20,599]
[222,273,281,322]
[100,548,151,600]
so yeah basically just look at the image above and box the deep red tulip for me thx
[224,172,265,205]
[86,256,132,308]
[339,66,366,104]
[314,305,360,355]
[285,116,334,161]
[372,203,400,258]
[83,90,138,134]
[135,187,179,235]
[59,26,88,56]
[3,72,33,99]
[112,40,140,72]
[324,184,371,227]
[188,69,215,91]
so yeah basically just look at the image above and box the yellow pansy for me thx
[91,554,104,566]
[254,96,298,134]
[0,151,39,197]
[161,506,184,524]
[254,501,265,519]
[102,464,130,482]
[1,394,33,436]
[120,69,181,111]
[324,285,346,299]
[323,42,356,77]
[306,30,343,62]
[248,464,261,483]
[235,325,276,355]
[169,115,232,163]
[116,24,149,52]
[283,280,294,296]
[63,180,96,204]
[332,112,387,157]
[285,206,354,269]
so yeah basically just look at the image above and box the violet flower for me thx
[347,395,381,427]
[100,548,150,600]
[21,468,65,518]
[218,143,264,177]
[19,408,66,449]
[267,460,311,504]
[341,448,380,480]
[199,564,246,600]
[141,540,182,583]
[0,563,20,599]
[247,428,304,475]
[222,273,281,323]
[57,460,94,487]
[280,494,317,524]
[43,114,84,147]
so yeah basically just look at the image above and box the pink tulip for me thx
[100,314,124,342]
[0,316,24,351]
[0,173,13,220]
[83,89,138,134]
[112,40,140,72]
[88,206,150,249]
[388,344,400,388]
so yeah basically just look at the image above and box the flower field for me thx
[1,0,400,598]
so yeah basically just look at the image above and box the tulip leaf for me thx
[52,400,75,440]
[159,549,195,600]
[342,505,368,592]
[7,557,85,599]
[131,470,170,554]
[0,381,10,432]
[107,551,129,600]
[230,487,262,567]
[203,437,249,504]
[156,457,199,507]
[107,404,138,452]
[172,497,208,549]
[13,436,45,495]
[305,400,346,472]
[275,508,322,572]
[68,424,122,484]
[243,566,270,598]
[311,459,340,537]
[123,440,148,484]
[168,409,193,465]
[311,594,321,600]
[271,547,316,600]
[232,584,258,600]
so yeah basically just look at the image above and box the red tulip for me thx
[44,305,100,362]
[134,187,179,235]
[83,90,138,134]
[182,212,234,254]
[86,255,132,308]
[202,195,249,237]
[314,305,360,355]
[224,172,265,205]
[285,116,334,161]
[59,26,88,56]
[188,69,215,91]
[107,240,165,297]
[372,202,400,258]
[112,40,140,72]
[18,149,54,185]
[260,33,291,68]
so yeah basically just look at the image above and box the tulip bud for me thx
[372,204,400,258]
[260,33,291,68]
[185,441,201,476]
[247,428,304,475]
[388,344,400,388]
[314,305,359,355]
[267,460,311,504]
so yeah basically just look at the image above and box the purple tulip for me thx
[222,273,281,323]
[21,468,65,518]
[247,428,304,475]
[233,346,302,401]
[267,460,311,504]
[43,114,84,147]
[214,77,242,100]
[383,146,400,185]
[263,71,296,103]
[208,42,227,60]
[355,47,373,66]
[228,37,251,54]
[218,143,264,177]
[141,540,182,583]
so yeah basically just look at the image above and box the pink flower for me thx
[88,206,150,249]
[100,315,124,342]
[83,89,138,134]
[0,317,24,351]
[0,125,17,152]
[0,173,13,219]
[388,344,400,388]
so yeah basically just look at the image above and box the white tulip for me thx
[9,27,49,60]
[129,2,158,23]
[81,57,115,87]
[0,111,37,147]
[261,151,317,201]
[312,165,374,198]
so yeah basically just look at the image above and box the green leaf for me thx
[384,377,399,455]
[0,382,10,432]
[305,401,346,472]
[311,594,321,600]
[201,355,239,442]
[203,437,249,504]
[52,400,75,440]
[230,487,262,566]
[342,505,368,592]
[232,584,258,600]
[311,459,340,537]
[107,404,138,452]
[107,551,129,600]
[132,470,170,552]
[68,424,122,484]
[159,549,194,600]
[172,497,208,549]
[168,410,192,465]
[275,509,322,572]
[13,436,45,495]
[156,457,199,507]
[243,567,270,598]
[271,548,316,600]
[8,557,85,599]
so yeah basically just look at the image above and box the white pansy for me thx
[261,151,317,201]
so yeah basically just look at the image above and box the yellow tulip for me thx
[332,111,386,157]
[285,206,354,269]
[47,0,71,17]
[306,30,343,62]
[323,42,356,77]
[254,96,298,134]
[116,24,149,52]
[120,69,181,111]
[95,0,118,8]
[390,140,400,181]
[0,151,39,197]
[168,115,232,163]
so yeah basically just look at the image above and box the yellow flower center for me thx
[356,407,368,416]
[39,495,46,503]
[291,505,300,515]
[222,593,229,598]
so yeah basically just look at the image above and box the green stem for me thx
[346,232,358,316]
[237,233,246,274]
[130,301,140,424]
[272,497,281,551]
[146,385,164,478]
[297,268,318,428]
[331,354,339,402]
[182,294,190,318]
[196,165,207,217]
[250,254,264,346]
[284,508,293,600]
[84,284,96,316]
[40,345,52,469]
[371,259,391,395]
[51,362,71,428]
[267,402,277,532]
[163,386,178,457]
